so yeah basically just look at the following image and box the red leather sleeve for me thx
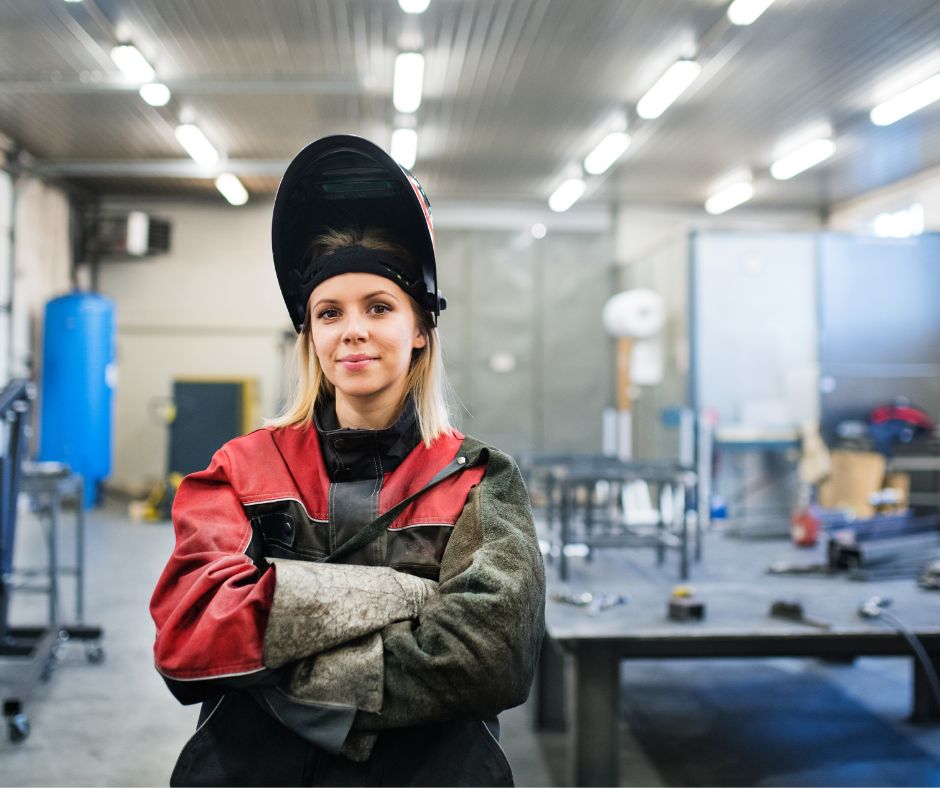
[149,447,276,682]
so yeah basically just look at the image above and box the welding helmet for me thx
[272,134,445,332]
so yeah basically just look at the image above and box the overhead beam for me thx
[31,159,289,178]
[0,77,363,96]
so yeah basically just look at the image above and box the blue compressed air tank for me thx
[38,292,116,508]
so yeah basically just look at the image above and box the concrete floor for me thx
[0,501,937,786]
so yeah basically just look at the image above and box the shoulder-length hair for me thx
[264,227,455,446]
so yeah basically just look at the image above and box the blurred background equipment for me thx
[37,293,115,509]
[602,288,666,461]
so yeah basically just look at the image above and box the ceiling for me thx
[2,0,940,213]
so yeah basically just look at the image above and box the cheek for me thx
[309,331,335,364]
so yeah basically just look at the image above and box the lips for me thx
[338,354,377,371]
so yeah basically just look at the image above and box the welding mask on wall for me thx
[271,134,445,332]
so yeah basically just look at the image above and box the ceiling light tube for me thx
[174,124,219,166]
[870,73,940,126]
[399,0,431,13]
[584,132,631,175]
[770,138,835,180]
[215,174,249,206]
[727,0,775,26]
[110,44,156,83]
[705,181,754,215]
[391,128,418,169]
[549,178,586,212]
[139,82,171,107]
[636,60,701,120]
[394,52,424,113]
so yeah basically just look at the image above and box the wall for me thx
[97,198,615,487]
[828,164,940,233]
[8,176,72,381]
[614,205,823,459]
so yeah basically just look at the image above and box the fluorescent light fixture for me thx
[549,178,586,212]
[870,73,940,126]
[139,82,171,107]
[873,203,923,238]
[770,138,835,180]
[393,52,424,113]
[705,180,754,215]
[110,44,156,83]
[584,132,631,175]
[215,174,249,206]
[399,0,431,12]
[174,124,219,165]
[531,222,547,239]
[636,60,701,120]
[391,128,418,169]
[727,0,775,26]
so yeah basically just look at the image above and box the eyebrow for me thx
[312,290,400,311]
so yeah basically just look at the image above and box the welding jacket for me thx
[150,401,545,787]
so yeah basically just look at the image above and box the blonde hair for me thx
[265,227,454,446]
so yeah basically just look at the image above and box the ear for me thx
[413,327,427,350]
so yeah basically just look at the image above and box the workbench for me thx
[519,453,699,580]
[534,531,940,787]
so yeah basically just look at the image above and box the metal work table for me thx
[534,532,940,787]
[520,453,698,580]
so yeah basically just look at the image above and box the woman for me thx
[149,135,545,787]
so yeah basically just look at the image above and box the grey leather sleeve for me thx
[263,558,437,669]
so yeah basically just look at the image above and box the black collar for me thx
[313,397,421,482]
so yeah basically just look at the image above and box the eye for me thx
[369,303,392,315]
[316,307,340,320]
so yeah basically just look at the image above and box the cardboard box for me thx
[817,450,886,518]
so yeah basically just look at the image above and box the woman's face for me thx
[308,272,427,405]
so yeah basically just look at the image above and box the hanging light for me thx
[549,178,586,212]
[705,180,754,215]
[174,124,219,166]
[870,73,940,126]
[139,83,171,107]
[215,174,249,206]
[770,138,835,180]
[727,0,775,26]
[584,132,631,175]
[110,44,156,82]
[636,60,701,120]
[399,0,431,12]
[393,52,424,113]
[391,128,418,169]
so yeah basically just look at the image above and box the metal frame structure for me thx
[0,380,104,743]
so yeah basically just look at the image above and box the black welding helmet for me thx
[272,134,445,332]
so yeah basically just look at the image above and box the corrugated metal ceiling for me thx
[1,0,939,211]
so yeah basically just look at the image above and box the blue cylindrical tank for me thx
[39,292,116,508]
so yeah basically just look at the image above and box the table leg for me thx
[560,482,570,581]
[585,482,594,562]
[47,496,59,627]
[76,476,85,623]
[571,641,619,787]
[680,484,689,581]
[534,636,567,731]
[911,652,940,722]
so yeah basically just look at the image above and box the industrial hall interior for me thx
[2,0,940,786]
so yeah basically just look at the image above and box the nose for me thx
[341,311,369,343]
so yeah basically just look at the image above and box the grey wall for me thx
[96,199,616,486]
[615,206,823,459]
[435,230,616,456]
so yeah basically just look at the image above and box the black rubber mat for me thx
[618,660,940,787]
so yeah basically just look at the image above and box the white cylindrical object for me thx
[602,289,666,338]
[631,337,664,386]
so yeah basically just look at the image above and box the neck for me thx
[334,387,408,430]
